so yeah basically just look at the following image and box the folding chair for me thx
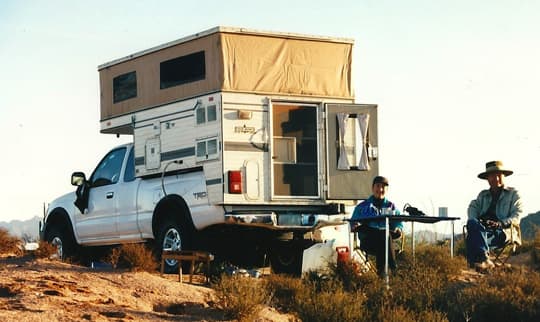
[463,222,521,267]
[351,227,405,274]
[492,222,522,266]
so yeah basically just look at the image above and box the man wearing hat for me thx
[350,176,403,275]
[466,161,523,269]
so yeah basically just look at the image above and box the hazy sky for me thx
[1,1,538,235]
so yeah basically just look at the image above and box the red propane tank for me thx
[336,246,350,263]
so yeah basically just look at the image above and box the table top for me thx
[348,215,460,224]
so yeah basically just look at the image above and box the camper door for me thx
[325,103,378,200]
[271,103,319,199]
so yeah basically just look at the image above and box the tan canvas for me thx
[99,33,223,121]
[99,28,353,121]
[220,33,352,98]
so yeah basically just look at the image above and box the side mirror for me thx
[71,172,86,186]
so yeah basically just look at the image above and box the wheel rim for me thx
[162,227,182,266]
[276,252,295,266]
[51,236,63,259]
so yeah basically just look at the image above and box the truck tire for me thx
[46,226,76,260]
[270,242,303,276]
[156,220,190,273]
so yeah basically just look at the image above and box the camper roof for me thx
[98,26,354,70]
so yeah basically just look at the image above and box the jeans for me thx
[466,218,506,265]
[357,225,398,275]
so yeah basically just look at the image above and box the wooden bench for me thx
[161,250,213,283]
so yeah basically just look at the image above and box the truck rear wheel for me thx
[156,220,191,273]
[270,241,304,276]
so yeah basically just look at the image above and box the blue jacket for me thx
[351,196,404,230]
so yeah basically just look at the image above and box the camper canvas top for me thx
[98,26,355,70]
[98,26,355,124]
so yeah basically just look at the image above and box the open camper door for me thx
[271,103,319,198]
[325,103,378,200]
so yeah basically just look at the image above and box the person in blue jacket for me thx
[350,176,403,275]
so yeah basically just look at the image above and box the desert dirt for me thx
[0,255,295,322]
[1,250,534,322]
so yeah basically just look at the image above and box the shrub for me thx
[0,228,23,256]
[265,274,304,312]
[107,243,157,272]
[208,241,540,321]
[213,274,269,321]
[293,278,366,322]
[33,240,58,259]
[443,269,540,322]
[374,305,448,322]
[295,285,366,322]
[330,259,380,293]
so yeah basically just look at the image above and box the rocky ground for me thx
[0,248,534,322]
[0,255,294,322]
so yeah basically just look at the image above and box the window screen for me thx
[160,51,205,89]
[113,71,137,103]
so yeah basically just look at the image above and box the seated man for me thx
[466,161,523,269]
[350,176,403,275]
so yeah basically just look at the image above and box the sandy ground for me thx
[0,256,295,322]
[1,250,534,321]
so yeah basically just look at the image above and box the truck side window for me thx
[124,148,135,182]
[90,147,126,187]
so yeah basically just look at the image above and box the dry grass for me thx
[106,243,158,272]
[33,240,58,259]
[3,226,540,321]
[220,236,540,322]
[212,274,269,321]
[0,228,23,257]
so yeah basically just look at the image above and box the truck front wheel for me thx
[46,226,76,260]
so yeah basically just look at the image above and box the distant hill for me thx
[0,216,41,241]
[521,212,540,241]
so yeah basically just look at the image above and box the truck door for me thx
[271,103,319,198]
[76,147,126,241]
[325,103,378,200]
[114,147,141,239]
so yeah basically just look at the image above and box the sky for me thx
[1,1,539,236]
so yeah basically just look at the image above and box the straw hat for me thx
[478,161,513,179]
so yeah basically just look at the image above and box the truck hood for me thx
[47,191,77,215]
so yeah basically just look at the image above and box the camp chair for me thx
[463,222,522,267]
[352,227,405,274]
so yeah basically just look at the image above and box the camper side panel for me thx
[222,93,269,203]
[132,94,224,204]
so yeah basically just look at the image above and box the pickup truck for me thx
[39,143,341,273]
[40,143,213,270]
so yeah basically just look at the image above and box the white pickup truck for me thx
[39,143,340,273]
[39,143,205,266]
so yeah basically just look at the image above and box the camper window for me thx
[196,106,206,124]
[196,137,218,162]
[113,71,137,103]
[196,104,217,125]
[160,51,206,89]
[207,105,217,122]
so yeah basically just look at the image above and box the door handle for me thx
[106,192,114,199]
